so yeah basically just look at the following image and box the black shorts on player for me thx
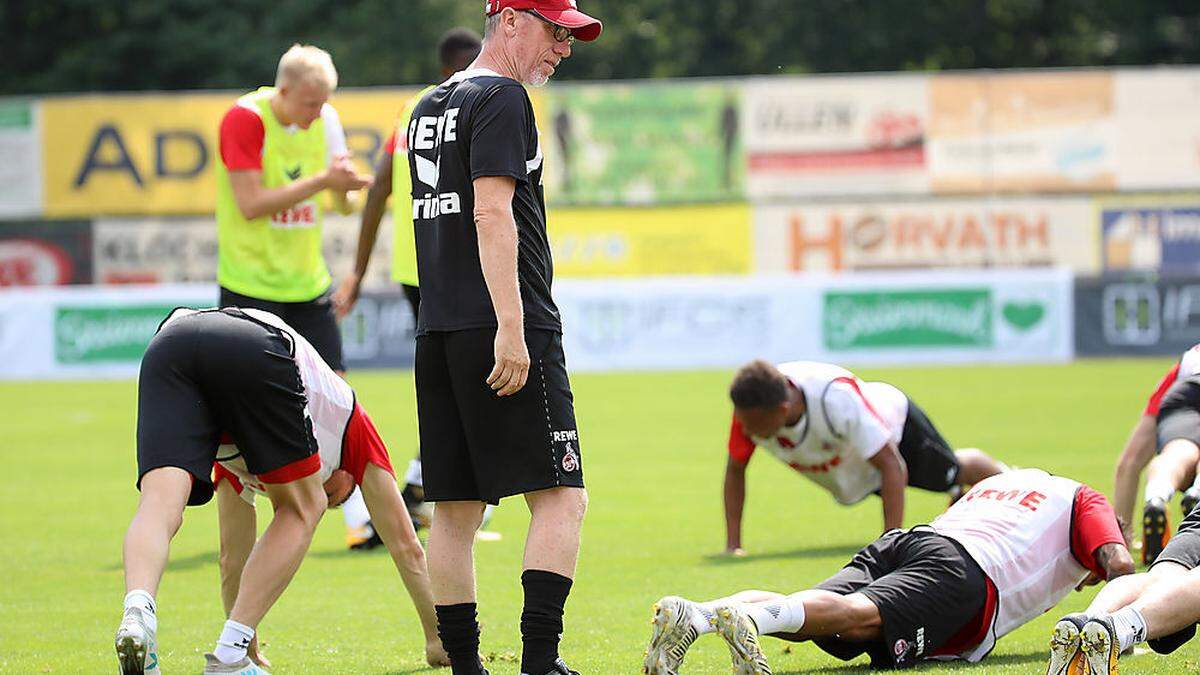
[219,286,345,371]
[1156,376,1200,450]
[897,398,961,491]
[812,528,988,669]
[416,328,583,505]
[136,308,319,506]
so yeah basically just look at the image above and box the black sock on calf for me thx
[435,603,483,675]
[520,569,574,674]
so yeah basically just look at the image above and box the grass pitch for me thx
[3,359,1200,673]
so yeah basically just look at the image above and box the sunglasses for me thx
[523,10,576,45]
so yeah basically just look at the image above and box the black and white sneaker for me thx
[1046,612,1089,675]
[521,657,578,675]
[1182,487,1200,517]
[644,596,702,674]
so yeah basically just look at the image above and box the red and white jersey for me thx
[728,361,909,505]
[219,100,348,172]
[930,469,1124,662]
[1144,344,1200,417]
[160,308,393,503]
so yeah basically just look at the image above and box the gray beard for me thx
[526,71,550,88]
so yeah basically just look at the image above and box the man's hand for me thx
[248,635,271,669]
[332,272,362,320]
[487,324,529,396]
[324,155,373,192]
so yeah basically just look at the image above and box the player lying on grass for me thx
[646,469,1134,674]
[1111,344,1200,564]
[1050,372,1200,675]
[115,307,445,675]
[723,360,1006,552]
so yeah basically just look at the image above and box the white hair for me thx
[275,44,338,91]
[484,13,502,39]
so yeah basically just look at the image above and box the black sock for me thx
[435,603,483,675]
[520,569,573,674]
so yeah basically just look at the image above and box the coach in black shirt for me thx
[405,2,601,675]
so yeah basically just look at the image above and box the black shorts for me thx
[1157,378,1200,451]
[136,309,320,506]
[897,399,960,492]
[813,528,987,669]
[415,328,583,505]
[219,286,345,371]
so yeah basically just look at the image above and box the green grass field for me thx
[4,359,1200,673]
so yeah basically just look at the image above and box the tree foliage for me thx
[4,0,1199,95]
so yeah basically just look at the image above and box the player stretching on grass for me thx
[1111,344,1200,563]
[646,469,1134,674]
[1049,371,1200,675]
[723,360,1007,552]
[114,307,445,674]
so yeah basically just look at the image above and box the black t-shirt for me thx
[406,69,560,335]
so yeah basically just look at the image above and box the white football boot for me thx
[202,653,271,674]
[713,604,772,675]
[1047,613,1089,675]
[1081,616,1120,675]
[114,606,160,675]
[643,596,702,674]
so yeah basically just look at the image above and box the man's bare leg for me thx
[210,472,326,666]
[360,464,448,666]
[521,487,587,674]
[427,500,486,674]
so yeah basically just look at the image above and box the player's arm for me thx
[474,174,527,397]
[334,147,395,319]
[867,442,908,532]
[1114,414,1158,545]
[324,106,357,216]
[1073,485,1136,590]
[724,456,749,554]
[358,463,449,667]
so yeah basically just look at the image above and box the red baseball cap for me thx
[485,0,603,42]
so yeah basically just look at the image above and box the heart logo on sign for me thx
[1002,302,1045,331]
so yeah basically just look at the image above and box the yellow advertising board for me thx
[548,203,751,277]
[42,88,415,217]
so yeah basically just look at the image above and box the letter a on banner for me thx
[75,125,143,187]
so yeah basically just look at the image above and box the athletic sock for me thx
[123,590,158,632]
[1111,607,1149,652]
[1145,478,1176,505]
[405,458,424,488]
[212,619,254,665]
[691,601,719,635]
[745,597,806,636]
[520,569,573,674]
[341,487,370,530]
[436,603,483,675]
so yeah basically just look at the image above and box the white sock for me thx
[1111,607,1149,652]
[745,597,807,636]
[1145,478,1176,504]
[341,486,370,529]
[690,601,718,635]
[123,590,158,632]
[404,458,423,487]
[213,619,255,664]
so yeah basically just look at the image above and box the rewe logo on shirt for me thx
[271,202,317,228]
[409,108,463,218]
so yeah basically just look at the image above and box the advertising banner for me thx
[339,289,416,369]
[0,219,94,286]
[929,71,1117,193]
[1075,275,1200,356]
[1115,68,1200,190]
[743,75,929,198]
[754,197,1097,273]
[557,269,1073,371]
[1098,195,1200,275]
[92,214,395,289]
[41,89,413,217]
[542,81,743,205]
[548,203,751,276]
[0,99,43,217]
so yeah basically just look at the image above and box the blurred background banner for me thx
[1098,195,1200,274]
[39,89,412,217]
[743,74,929,198]
[928,71,1117,194]
[0,99,42,218]
[1075,275,1200,356]
[543,81,743,206]
[0,219,93,286]
[1115,70,1200,190]
[754,197,1098,273]
[548,203,750,277]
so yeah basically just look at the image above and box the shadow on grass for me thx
[774,648,1047,673]
[102,550,219,572]
[701,543,864,565]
